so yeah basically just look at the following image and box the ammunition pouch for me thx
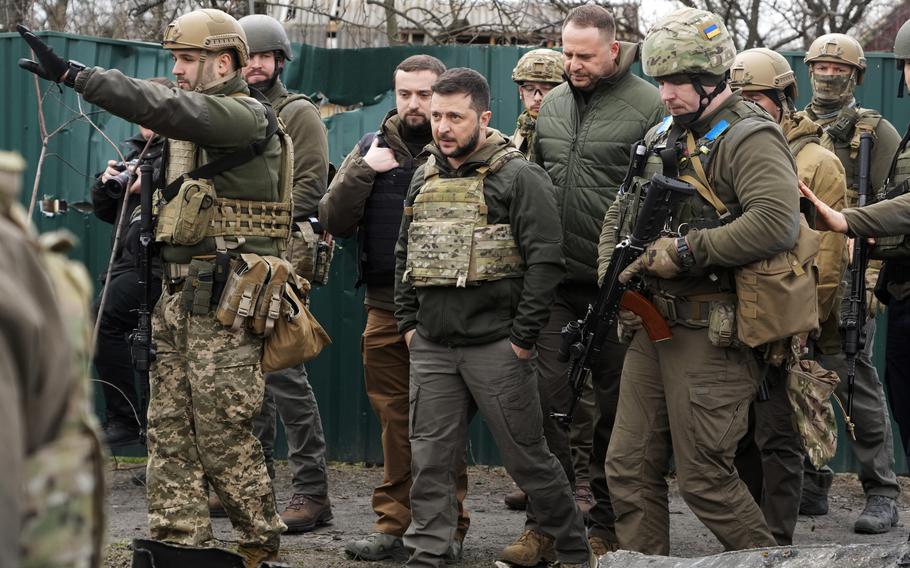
[178,258,218,315]
[708,300,737,348]
[261,274,332,373]
[215,254,272,331]
[155,178,217,245]
[287,220,334,286]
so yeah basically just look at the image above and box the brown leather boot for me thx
[281,494,333,534]
[209,493,228,518]
[499,529,555,566]
[236,544,278,568]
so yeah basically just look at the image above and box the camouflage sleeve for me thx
[393,167,426,334]
[508,162,565,348]
[871,119,901,193]
[597,196,622,285]
[75,68,268,149]
[843,192,910,237]
[282,100,328,219]
[687,122,800,267]
[808,155,848,324]
[319,140,378,238]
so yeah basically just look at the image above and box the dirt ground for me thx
[103,459,910,567]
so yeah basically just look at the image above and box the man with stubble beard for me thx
[320,55,469,563]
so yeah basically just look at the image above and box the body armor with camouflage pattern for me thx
[403,148,526,287]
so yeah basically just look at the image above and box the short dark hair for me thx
[431,68,490,113]
[394,54,446,84]
[563,4,616,39]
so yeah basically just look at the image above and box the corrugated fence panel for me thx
[1,31,907,471]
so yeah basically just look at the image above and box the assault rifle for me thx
[552,172,694,425]
[841,132,874,424]
[128,164,157,445]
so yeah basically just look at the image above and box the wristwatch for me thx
[675,237,695,272]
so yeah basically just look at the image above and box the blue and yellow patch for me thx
[702,23,720,40]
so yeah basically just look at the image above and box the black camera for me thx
[103,159,139,196]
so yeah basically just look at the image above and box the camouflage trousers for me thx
[147,286,285,551]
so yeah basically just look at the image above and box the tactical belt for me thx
[651,293,736,326]
[165,263,191,280]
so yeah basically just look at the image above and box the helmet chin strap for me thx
[675,76,727,125]
[899,64,906,99]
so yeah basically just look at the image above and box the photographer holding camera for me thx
[91,94,167,447]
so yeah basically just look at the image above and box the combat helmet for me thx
[511,49,563,84]
[239,14,294,61]
[895,20,910,97]
[730,48,797,111]
[162,9,249,93]
[804,33,866,84]
[642,8,735,123]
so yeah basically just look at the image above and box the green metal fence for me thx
[1,31,908,471]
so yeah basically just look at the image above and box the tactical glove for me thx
[619,237,684,284]
[17,24,84,87]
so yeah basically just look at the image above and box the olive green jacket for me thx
[844,192,910,237]
[320,110,430,311]
[598,94,800,296]
[75,69,285,263]
[264,79,328,219]
[533,42,664,286]
[394,129,565,348]
[784,113,849,352]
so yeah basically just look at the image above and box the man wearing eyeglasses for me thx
[510,49,564,157]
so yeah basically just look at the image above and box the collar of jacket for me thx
[381,109,433,160]
[782,112,822,146]
[125,132,166,160]
[262,77,289,103]
[205,74,249,97]
[427,128,511,175]
[678,92,742,138]
[568,40,638,101]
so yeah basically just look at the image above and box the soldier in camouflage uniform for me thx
[729,48,848,545]
[237,13,333,534]
[510,49,564,157]
[803,20,910,510]
[600,8,798,553]
[795,33,902,532]
[395,67,595,568]
[18,9,289,566]
[0,150,106,568]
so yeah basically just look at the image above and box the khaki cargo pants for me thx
[606,325,776,554]
[405,334,588,567]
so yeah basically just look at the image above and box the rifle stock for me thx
[552,173,694,426]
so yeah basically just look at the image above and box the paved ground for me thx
[103,459,910,567]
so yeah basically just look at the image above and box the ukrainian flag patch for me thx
[702,23,720,40]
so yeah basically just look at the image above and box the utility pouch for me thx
[179,259,216,315]
[287,220,335,286]
[252,256,292,337]
[155,178,216,245]
[707,301,737,347]
[736,215,821,347]
[215,254,271,331]
[262,274,332,372]
[786,353,840,469]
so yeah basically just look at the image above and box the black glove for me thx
[17,24,84,87]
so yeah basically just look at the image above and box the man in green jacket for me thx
[18,9,289,566]
[321,55,471,563]
[796,32,902,532]
[395,67,593,568]
[600,7,797,554]
[238,13,333,535]
[521,4,664,561]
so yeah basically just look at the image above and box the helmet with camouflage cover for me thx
[641,7,736,79]
[511,49,564,84]
[804,33,866,84]
[162,9,249,68]
[239,14,294,61]
[730,48,797,104]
